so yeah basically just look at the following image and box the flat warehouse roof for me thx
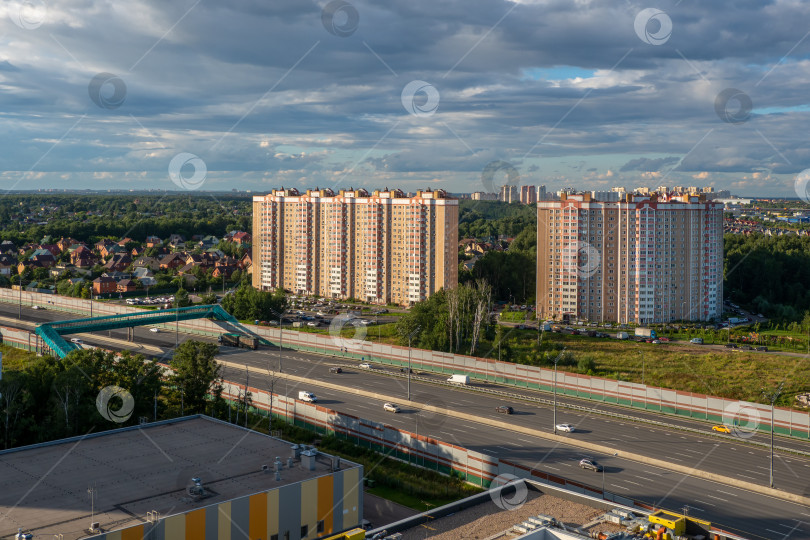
[0,416,355,539]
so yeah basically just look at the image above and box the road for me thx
[4,303,810,538]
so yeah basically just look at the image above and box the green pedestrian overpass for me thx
[35,304,239,358]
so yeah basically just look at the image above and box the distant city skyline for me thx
[1,1,809,197]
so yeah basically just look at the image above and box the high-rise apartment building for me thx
[252,187,458,305]
[520,185,536,204]
[536,191,723,324]
[499,184,519,203]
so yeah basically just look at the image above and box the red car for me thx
[658,337,670,342]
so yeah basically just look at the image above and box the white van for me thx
[447,374,469,385]
[298,391,317,403]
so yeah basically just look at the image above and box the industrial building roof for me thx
[0,415,356,540]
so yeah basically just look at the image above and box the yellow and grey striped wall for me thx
[91,467,362,540]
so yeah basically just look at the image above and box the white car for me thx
[383,402,400,413]
[555,423,575,433]
[359,362,372,369]
[32,305,41,310]
[149,328,159,333]
[70,338,83,344]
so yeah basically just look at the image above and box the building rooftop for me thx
[0,416,355,539]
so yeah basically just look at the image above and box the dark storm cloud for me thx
[620,156,680,172]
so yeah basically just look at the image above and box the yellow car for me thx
[712,425,732,434]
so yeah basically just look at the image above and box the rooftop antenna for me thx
[87,485,96,531]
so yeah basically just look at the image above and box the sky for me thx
[1,0,810,197]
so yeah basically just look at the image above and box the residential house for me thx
[104,253,132,272]
[29,249,56,268]
[231,231,251,245]
[212,265,236,280]
[0,240,16,254]
[238,252,252,271]
[117,237,134,247]
[116,279,137,293]
[132,256,161,271]
[56,237,80,252]
[92,276,116,295]
[102,271,131,282]
[145,235,162,248]
[130,245,145,257]
[168,234,185,249]
[159,252,186,270]
[95,239,115,255]
[133,267,157,287]
[38,244,61,258]
[0,254,17,276]
[198,235,219,249]
[71,246,95,269]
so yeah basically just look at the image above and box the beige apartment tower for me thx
[536,191,723,324]
[252,187,458,305]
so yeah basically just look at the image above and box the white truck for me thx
[616,332,629,340]
[540,322,552,331]
[298,391,317,403]
[447,374,470,385]
[634,328,657,339]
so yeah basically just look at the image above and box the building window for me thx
[301,525,309,537]
[317,520,325,533]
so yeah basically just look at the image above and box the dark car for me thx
[329,367,342,374]
[399,367,414,374]
[755,346,768,351]
[579,458,603,472]
[495,405,514,414]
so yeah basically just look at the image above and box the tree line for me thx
[0,341,223,450]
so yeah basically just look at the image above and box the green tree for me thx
[169,341,222,415]
[175,287,191,307]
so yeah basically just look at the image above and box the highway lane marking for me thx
[623,435,640,440]
[693,500,715,508]
[610,484,630,491]
[706,495,728,502]
[517,437,533,443]
[765,529,784,536]
[736,474,758,480]
[666,457,683,462]
[682,448,704,454]
[621,480,641,486]
[671,452,693,458]
[716,490,737,497]
[544,466,560,471]
[635,476,654,482]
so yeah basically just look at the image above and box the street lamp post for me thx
[762,381,785,489]
[270,309,286,373]
[17,273,22,319]
[406,325,421,401]
[552,349,565,434]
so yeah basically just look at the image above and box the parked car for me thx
[651,339,661,344]
[556,423,575,433]
[359,362,372,369]
[329,367,342,374]
[383,402,400,413]
[149,328,159,333]
[755,346,768,351]
[712,425,732,434]
[690,337,704,344]
[579,458,602,472]
[495,405,514,414]
[70,338,83,344]
[32,305,41,310]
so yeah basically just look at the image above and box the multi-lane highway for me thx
[3,303,810,538]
